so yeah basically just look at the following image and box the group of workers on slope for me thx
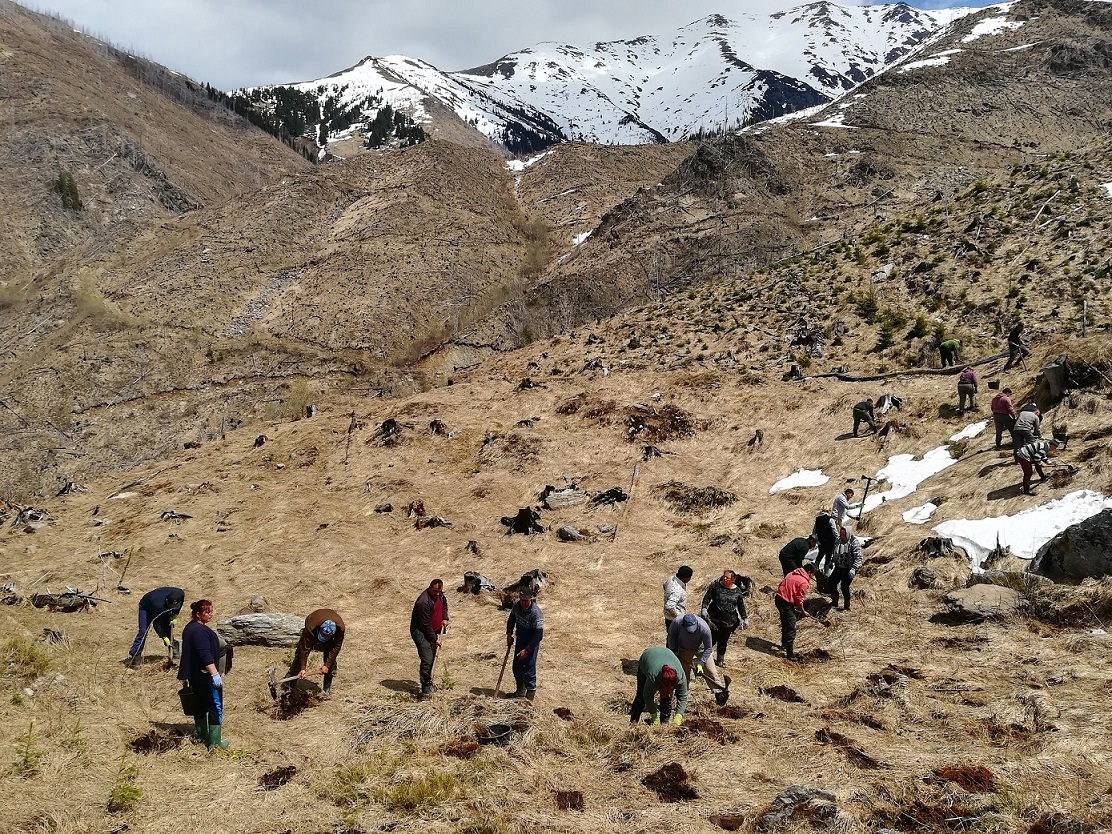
[634,489,867,724]
[126,592,344,750]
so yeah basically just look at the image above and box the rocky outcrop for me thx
[1030,509,1112,582]
[942,586,1024,622]
[217,613,304,647]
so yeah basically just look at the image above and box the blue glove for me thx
[742,618,750,630]
[211,673,223,688]
[849,569,857,578]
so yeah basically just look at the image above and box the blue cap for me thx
[317,620,337,640]
[681,613,699,632]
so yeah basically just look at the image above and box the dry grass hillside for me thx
[0,319,1110,834]
[0,0,308,280]
[507,0,1112,342]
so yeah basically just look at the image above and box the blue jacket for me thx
[507,601,544,654]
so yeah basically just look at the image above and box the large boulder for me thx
[217,613,304,647]
[942,586,1024,622]
[1030,509,1112,582]
[757,785,837,831]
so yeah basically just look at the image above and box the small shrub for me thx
[107,754,142,813]
[13,722,42,777]
[908,315,931,339]
[381,770,457,811]
[52,171,83,211]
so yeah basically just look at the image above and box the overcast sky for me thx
[25,0,997,90]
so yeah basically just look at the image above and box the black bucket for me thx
[178,684,197,716]
[987,380,1000,390]
[476,723,512,746]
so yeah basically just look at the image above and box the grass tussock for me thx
[654,480,738,514]
[2,635,51,681]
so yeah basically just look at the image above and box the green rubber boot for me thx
[206,723,229,750]
[193,716,208,743]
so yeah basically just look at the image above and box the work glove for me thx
[507,632,514,647]
[742,618,750,630]
[849,569,857,578]
[651,715,661,726]
[672,714,684,726]
[170,617,178,627]
[694,662,703,678]
[211,673,223,688]
[162,636,172,647]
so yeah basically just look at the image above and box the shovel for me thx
[493,645,512,697]
[267,666,320,699]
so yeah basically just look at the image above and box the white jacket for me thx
[663,575,688,621]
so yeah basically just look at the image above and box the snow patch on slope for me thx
[961,16,1024,43]
[933,490,1112,569]
[769,469,830,494]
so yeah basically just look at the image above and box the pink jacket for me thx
[776,568,811,613]
[991,392,1015,417]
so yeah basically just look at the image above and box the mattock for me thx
[856,474,880,521]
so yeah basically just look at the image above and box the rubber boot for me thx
[128,653,142,670]
[193,715,208,743]
[784,642,796,662]
[504,684,526,699]
[206,723,229,750]
[525,689,536,701]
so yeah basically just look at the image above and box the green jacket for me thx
[637,647,688,717]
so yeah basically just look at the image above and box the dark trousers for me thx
[829,568,854,609]
[189,675,223,725]
[775,595,799,656]
[710,623,737,663]
[511,630,540,690]
[852,409,875,436]
[630,668,671,723]
[129,609,172,657]
[1012,428,1036,450]
[815,542,835,580]
[286,653,336,692]
[1018,458,1046,491]
[958,383,977,411]
[779,555,801,576]
[993,413,1015,448]
[1004,343,1029,369]
[411,629,437,688]
[940,347,957,367]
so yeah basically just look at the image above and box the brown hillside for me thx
[507,0,1112,343]
[0,0,308,280]
[0,324,1110,833]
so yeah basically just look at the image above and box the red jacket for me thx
[776,568,811,613]
[991,392,1015,417]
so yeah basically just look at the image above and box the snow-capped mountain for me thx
[256,2,977,152]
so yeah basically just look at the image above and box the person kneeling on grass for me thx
[630,647,688,726]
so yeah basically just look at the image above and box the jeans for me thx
[829,567,854,609]
[511,629,540,690]
[129,609,172,657]
[411,629,438,689]
[190,675,223,725]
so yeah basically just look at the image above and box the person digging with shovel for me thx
[667,613,731,706]
[775,563,817,662]
[504,588,543,700]
[287,609,345,695]
[127,586,184,668]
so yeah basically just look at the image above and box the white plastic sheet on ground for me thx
[769,469,830,495]
[933,489,1112,570]
[861,447,957,512]
[950,421,987,442]
[902,502,939,524]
